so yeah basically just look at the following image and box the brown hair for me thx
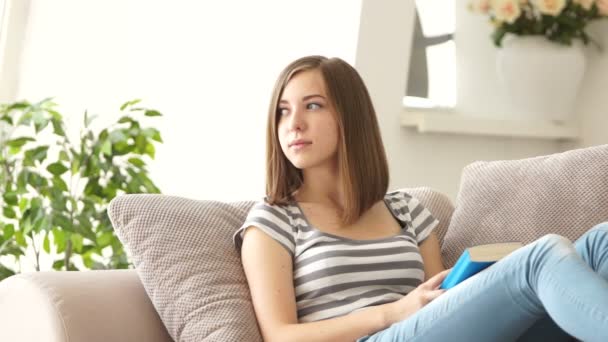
[265,55,389,225]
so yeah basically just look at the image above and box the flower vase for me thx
[496,36,586,122]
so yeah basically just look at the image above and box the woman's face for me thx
[277,69,340,171]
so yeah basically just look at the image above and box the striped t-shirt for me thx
[233,190,439,323]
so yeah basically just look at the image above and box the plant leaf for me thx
[18,198,28,212]
[14,231,26,247]
[43,232,51,253]
[24,146,50,164]
[109,130,127,143]
[7,102,29,111]
[72,234,83,253]
[52,176,68,192]
[47,109,62,120]
[128,157,145,168]
[82,250,94,268]
[120,99,142,111]
[52,214,72,231]
[145,142,156,158]
[52,228,66,253]
[71,158,80,175]
[118,116,132,124]
[3,192,18,206]
[47,162,69,176]
[3,206,16,219]
[21,216,33,235]
[32,110,50,133]
[144,109,162,117]
[97,231,114,248]
[1,115,13,125]
[142,128,163,142]
[100,139,112,156]
[3,224,15,239]
[0,265,16,281]
[7,137,35,148]
[59,150,69,161]
[52,259,65,270]
[84,111,98,127]
[51,118,66,136]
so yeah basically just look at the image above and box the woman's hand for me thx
[382,269,451,326]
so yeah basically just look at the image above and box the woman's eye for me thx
[278,108,289,116]
[307,103,321,110]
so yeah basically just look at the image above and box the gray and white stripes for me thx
[234,190,439,322]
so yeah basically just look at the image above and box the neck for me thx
[296,165,344,210]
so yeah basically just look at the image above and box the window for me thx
[405,0,456,109]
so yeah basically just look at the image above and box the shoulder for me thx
[386,189,413,200]
[246,198,296,226]
[385,189,415,212]
[235,198,299,256]
[384,190,413,227]
[387,190,439,242]
[384,189,437,227]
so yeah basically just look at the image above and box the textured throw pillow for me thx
[107,188,454,341]
[108,195,261,342]
[442,144,608,268]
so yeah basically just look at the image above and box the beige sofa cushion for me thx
[442,144,608,267]
[109,195,261,342]
[107,188,453,341]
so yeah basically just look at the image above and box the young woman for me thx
[233,55,608,342]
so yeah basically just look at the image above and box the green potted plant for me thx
[0,98,163,280]
[468,0,608,122]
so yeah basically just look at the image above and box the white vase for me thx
[496,36,586,122]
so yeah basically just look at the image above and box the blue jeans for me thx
[358,222,608,342]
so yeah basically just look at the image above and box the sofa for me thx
[0,144,606,342]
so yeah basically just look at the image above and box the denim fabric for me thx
[358,222,608,342]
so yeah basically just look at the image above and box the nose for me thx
[286,106,305,132]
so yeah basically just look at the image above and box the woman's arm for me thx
[418,232,446,280]
[241,226,391,342]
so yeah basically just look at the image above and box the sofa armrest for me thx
[0,269,173,342]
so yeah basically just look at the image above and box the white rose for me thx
[597,0,608,15]
[492,0,522,23]
[573,0,595,10]
[533,0,567,16]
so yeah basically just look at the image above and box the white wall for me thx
[8,0,608,203]
[570,21,608,149]
[14,0,362,202]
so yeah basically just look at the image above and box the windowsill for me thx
[401,107,579,140]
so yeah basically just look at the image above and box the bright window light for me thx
[406,0,456,109]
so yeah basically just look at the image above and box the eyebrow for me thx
[279,94,325,104]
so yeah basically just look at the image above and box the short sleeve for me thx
[402,192,439,244]
[233,201,297,256]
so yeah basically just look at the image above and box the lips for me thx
[289,139,312,147]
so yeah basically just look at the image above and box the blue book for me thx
[440,242,523,290]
